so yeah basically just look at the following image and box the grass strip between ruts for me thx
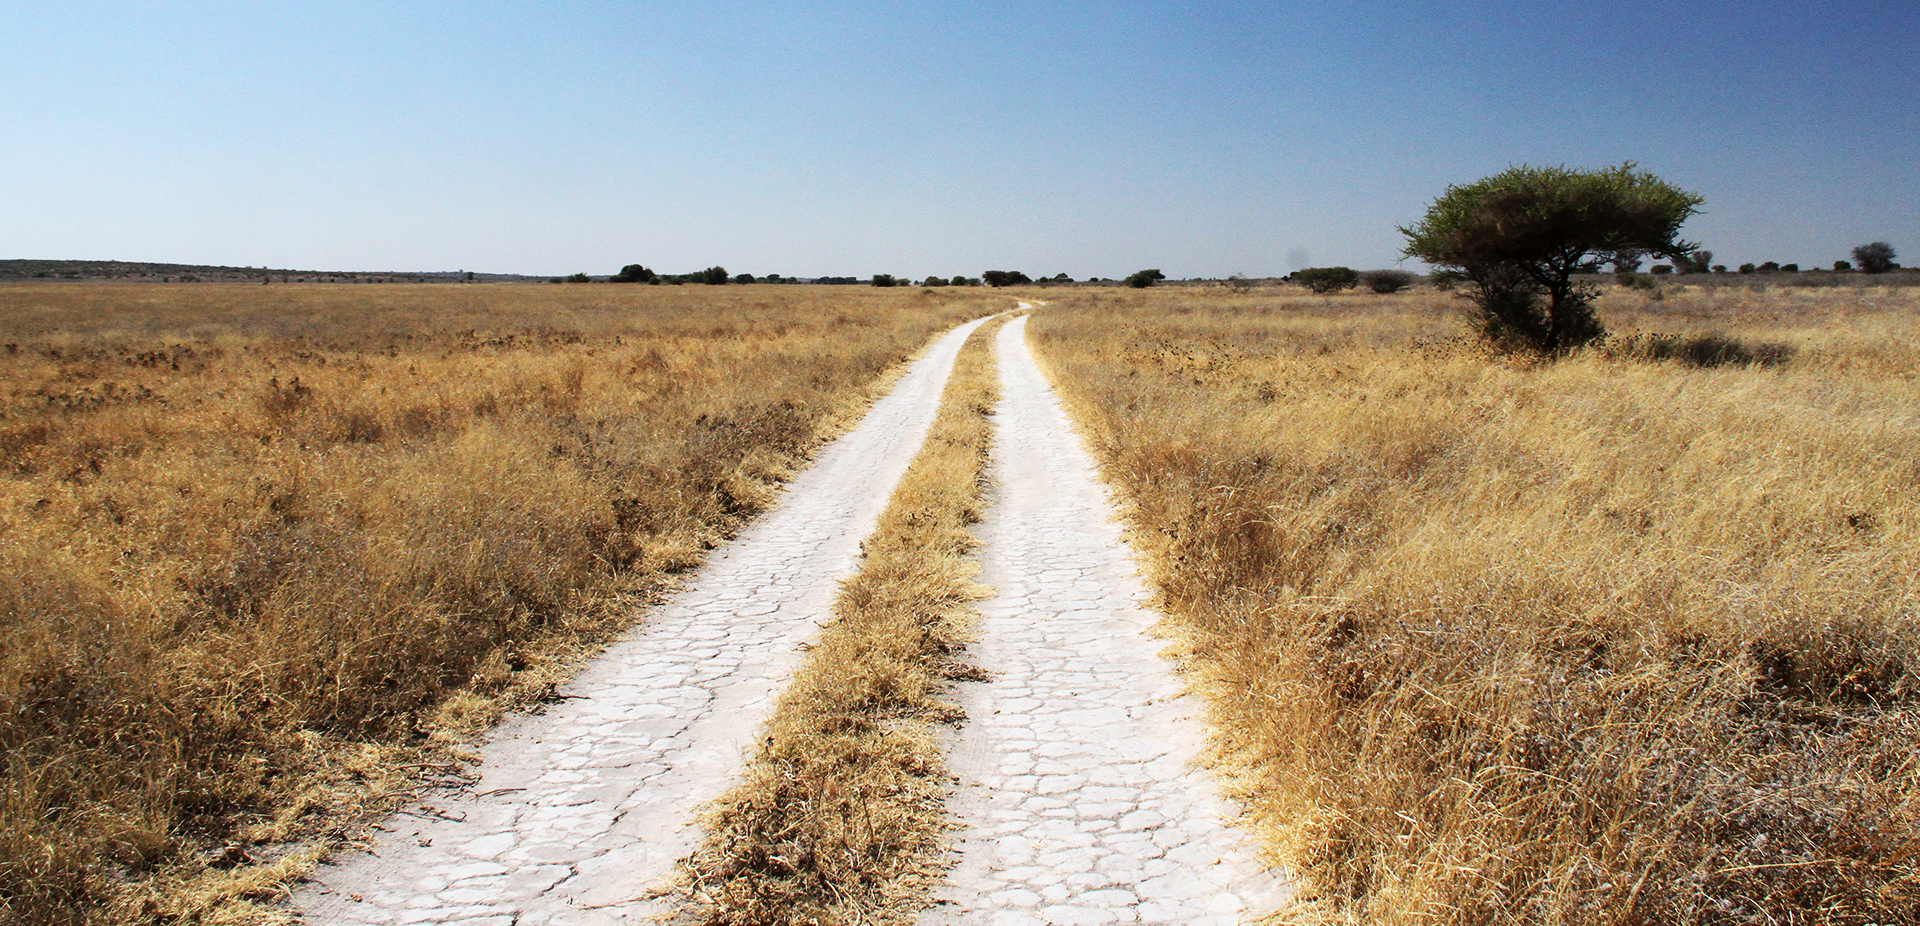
[670,314,1009,925]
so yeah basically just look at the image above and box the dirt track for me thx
[294,310,1286,925]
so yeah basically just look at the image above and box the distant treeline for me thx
[599,265,1145,288]
[0,260,539,284]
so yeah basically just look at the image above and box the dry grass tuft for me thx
[673,315,1007,925]
[1028,286,1920,924]
[0,283,995,926]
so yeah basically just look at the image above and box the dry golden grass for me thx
[1027,285,1920,924]
[672,314,1006,925]
[0,283,998,926]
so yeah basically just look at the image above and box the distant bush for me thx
[566,272,592,283]
[1360,269,1416,293]
[1291,266,1359,293]
[734,273,756,284]
[871,274,898,288]
[1711,265,1727,273]
[1612,272,1661,298]
[1676,249,1713,274]
[921,277,949,287]
[1650,265,1673,275]
[1853,241,1897,274]
[982,270,1032,287]
[1758,261,1781,273]
[1125,269,1166,289]
[612,264,657,283]
[1834,260,1853,272]
[1739,263,1757,274]
[948,276,980,287]
[700,266,730,285]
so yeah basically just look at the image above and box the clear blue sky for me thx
[4,1,1914,278]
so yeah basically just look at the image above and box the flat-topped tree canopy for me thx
[1402,163,1703,274]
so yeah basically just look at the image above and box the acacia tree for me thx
[1290,266,1359,293]
[1605,249,1644,274]
[1401,162,1704,354]
[1853,241,1897,274]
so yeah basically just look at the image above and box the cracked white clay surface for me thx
[919,315,1289,926]
[294,315,994,925]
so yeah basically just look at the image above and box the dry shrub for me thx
[677,317,1003,925]
[0,283,995,925]
[1027,287,1920,924]
[1605,332,1794,367]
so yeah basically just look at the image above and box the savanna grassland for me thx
[0,282,996,925]
[1028,284,1920,923]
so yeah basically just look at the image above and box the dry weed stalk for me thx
[0,283,995,926]
[675,316,1006,925]
[1028,286,1920,924]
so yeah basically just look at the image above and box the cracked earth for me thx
[295,309,1286,925]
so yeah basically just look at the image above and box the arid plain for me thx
[2,280,1916,925]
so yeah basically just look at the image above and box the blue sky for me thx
[3,1,1914,278]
